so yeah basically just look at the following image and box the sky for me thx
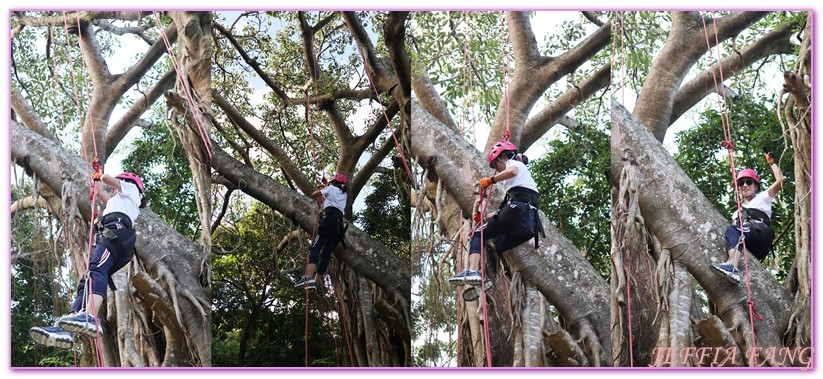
[3,1,823,376]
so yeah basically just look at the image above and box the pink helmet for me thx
[116,172,145,193]
[331,173,348,186]
[487,140,517,168]
[736,168,760,185]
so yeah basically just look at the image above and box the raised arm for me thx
[765,152,784,197]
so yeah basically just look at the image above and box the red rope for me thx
[701,12,760,364]
[355,46,414,184]
[333,275,355,366]
[476,187,493,367]
[62,13,105,367]
[152,12,213,159]
[501,12,511,142]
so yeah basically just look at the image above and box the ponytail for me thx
[514,153,529,165]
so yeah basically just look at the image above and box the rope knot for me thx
[746,300,764,321]
[502,129,511,142]
[720,140,734,150]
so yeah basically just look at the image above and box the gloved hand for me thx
[765,152,776,165]
[92,172,103,181]
[321,177,329,185]
[480,177,494,189]
[316,183,325,190]
[473,212,482,222]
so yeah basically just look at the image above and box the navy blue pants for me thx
[309,208,344,276]
[70,219,136,313]
[470,200,536,256]
[724,222,774,261]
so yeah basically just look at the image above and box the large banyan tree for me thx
[206,11,412,367]
[411,11,613,366]
[609,11,811,367]
[11,11,212,366]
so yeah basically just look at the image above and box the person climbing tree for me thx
[449,140,545,285]
[295,173,348,290]
[29,172,146,348]
[711,152,784,283]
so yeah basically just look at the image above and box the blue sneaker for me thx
[58,311,103,337]
[449,270,482,286]
[30,325,73,349]
[294,275,316,290]
[711,263,741,284]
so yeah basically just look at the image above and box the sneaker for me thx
[449,270,482,286]
[30,325,73,349]
[464,270,482,286]
[711,263,741,284]
[294,276,316,290]
[58,311,103,337]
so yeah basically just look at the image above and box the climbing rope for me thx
[151,12,213,159]
[700,12,761,365]
[355,46,415,185]
[476,186,493,367]
[62,13,105,367]
[500,12,512,142]
[332,273,355,366]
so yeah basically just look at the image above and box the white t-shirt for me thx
[502,159,538,193]
[321,185,347,213]
[102,180,141,222]
[732,190,774,222]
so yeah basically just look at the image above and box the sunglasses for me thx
[737,179,756,187]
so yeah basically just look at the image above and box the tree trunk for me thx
[12,121,211,366]
[611,101,792,366]
[412,103,611,366]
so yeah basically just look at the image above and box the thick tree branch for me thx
[212,22,291,102]
[212,91,314,196]
[11,90,57,142]
[508,12,543,68]
[106,70,177,156]
[410,61,459,132]
[112,24,178,98]
[521,63,611,151]
[669,22,797,126]
[298,12,321,83]
[343,12,397,92]
[211,144,411,308]
[350,137,396,202]
[13,11,148,28]
[633,11,768,141]
[488,19,611,148]
[10,196,53,216]
[93,19,155,45]
[384,12,412,108]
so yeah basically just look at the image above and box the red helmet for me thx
[736,168,760,186]
[487,140,517,168]
[116,172,145,193]
[331,173,348,186]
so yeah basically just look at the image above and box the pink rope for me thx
[152,12,213,159]
[355,45,414,184]
[62,13,105,367]
[701,12,761,365]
